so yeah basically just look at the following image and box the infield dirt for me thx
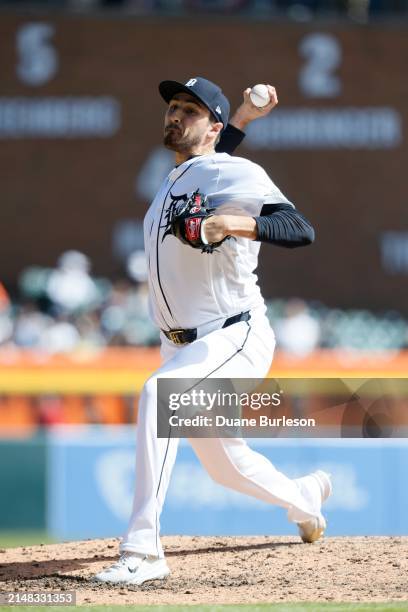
[1,536,407,605]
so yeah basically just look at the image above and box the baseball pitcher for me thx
[95,77,332,586]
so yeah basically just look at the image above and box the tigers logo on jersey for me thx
[161,190,203,242]
[161,192,189,242]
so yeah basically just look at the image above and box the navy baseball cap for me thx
[159,77,230,129]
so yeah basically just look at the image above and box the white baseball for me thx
[249,84,270,108]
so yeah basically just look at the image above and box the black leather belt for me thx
[163,311,251,346]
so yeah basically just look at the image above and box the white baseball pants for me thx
[121,309,322,558]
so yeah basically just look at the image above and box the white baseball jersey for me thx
[143,152,292,331]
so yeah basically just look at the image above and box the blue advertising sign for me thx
[47,427,408,540]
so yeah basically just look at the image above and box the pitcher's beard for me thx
[163,130,201,153]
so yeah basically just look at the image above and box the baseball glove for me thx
[171,190,229,254]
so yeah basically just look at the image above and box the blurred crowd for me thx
[2,0,408,20]
[0,250,159,352]
[1,249,407,355]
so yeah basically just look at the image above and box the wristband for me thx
[200,217,210,245]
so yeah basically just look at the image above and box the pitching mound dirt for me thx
[1,536,407,605]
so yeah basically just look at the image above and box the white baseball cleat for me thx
[298,514,327,544]
[94,552,170,585]
[298,470,332,544]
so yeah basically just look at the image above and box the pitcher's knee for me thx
[137,377,159,423]
[143,373,166,405]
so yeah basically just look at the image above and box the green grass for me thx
[0,530,54,549]
[0,604,406,611]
